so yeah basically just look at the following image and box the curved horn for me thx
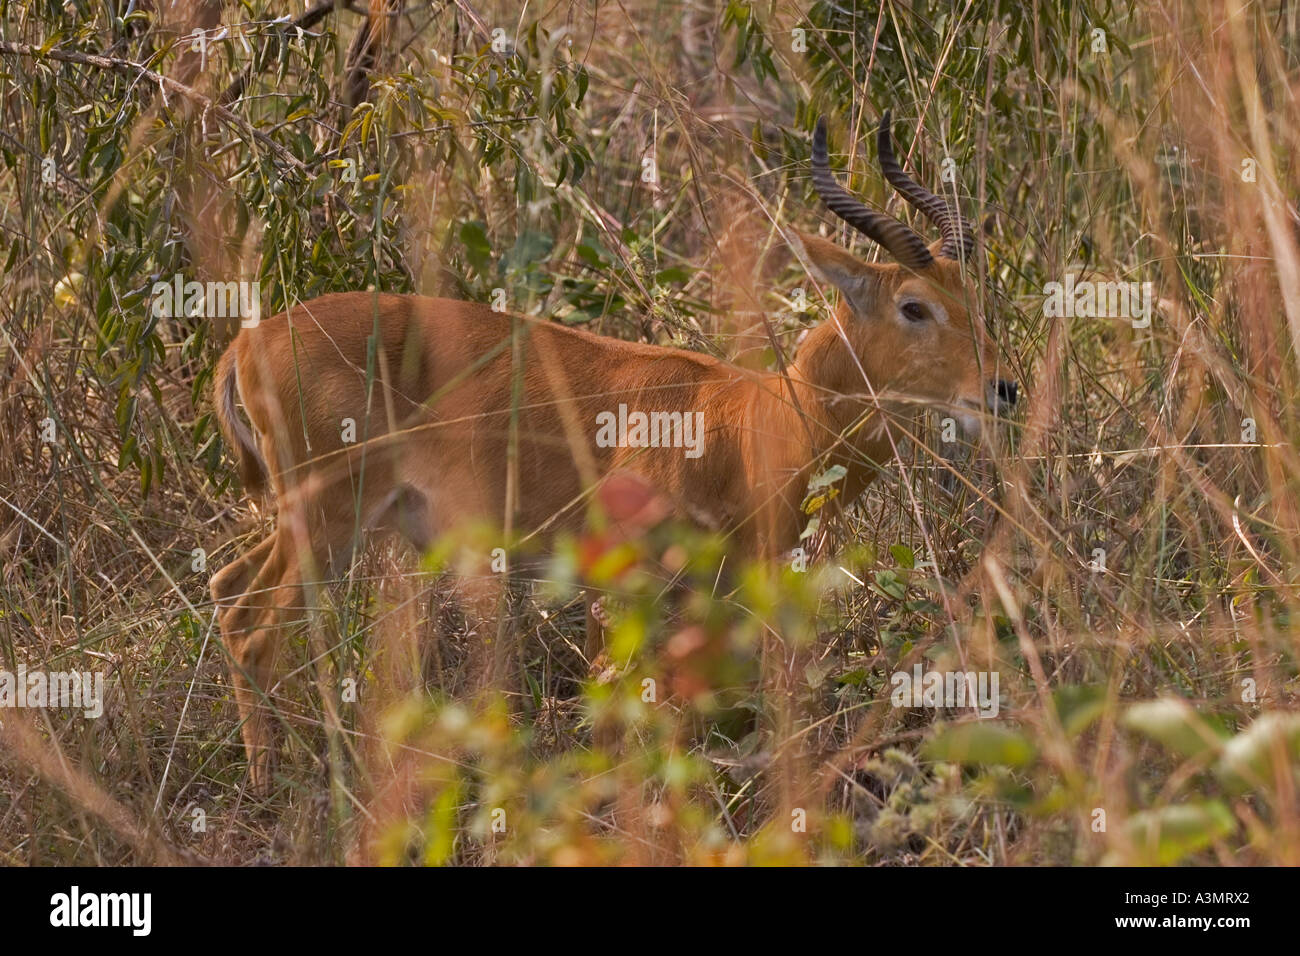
[810,117,933,271]
[876,110,974,261]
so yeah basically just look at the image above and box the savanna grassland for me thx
[2,0,1300,866]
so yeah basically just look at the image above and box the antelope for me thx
[210,109,1017,792]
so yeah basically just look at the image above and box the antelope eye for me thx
[900,301,927,323]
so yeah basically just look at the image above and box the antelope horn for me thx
[876,109,974,261]
[810,117,933,271]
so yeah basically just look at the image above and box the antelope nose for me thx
[995,379,1018,406]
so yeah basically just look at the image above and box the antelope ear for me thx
[787,229,881,314]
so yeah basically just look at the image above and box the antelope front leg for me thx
[228,634,281,796]
[210,534,275,604]
[215,530,303,794]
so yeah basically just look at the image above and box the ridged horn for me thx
[810,117,933,270]
[876,109,974,261]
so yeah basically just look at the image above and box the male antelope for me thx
[211,109,1016,791]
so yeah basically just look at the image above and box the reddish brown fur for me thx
[210,231,1004,791]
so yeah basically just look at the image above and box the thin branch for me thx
[0,40,309,176]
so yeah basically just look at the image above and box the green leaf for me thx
[423,777,462,867]
[800,464,846,515]
[805,464,847,492]
[1123,698,1226,759]
[1053,685,1106,737]
[1214,713,1300,794]
[1123,801,1235,866]
[833,668,869,687]
[923,722,1036,768]
[458,220,492,274]
[654,266,691,284]
[805,658,831,688]
[575,240,608,268]
[504,229,554,274]
[871,569,906,601]
[889,544,915,569]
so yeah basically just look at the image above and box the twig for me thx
[0,40,309,176]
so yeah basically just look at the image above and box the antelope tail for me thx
[214,347,268,494]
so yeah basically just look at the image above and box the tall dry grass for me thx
[1,0,1299,864]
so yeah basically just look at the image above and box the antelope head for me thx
[790,110,1016,438]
